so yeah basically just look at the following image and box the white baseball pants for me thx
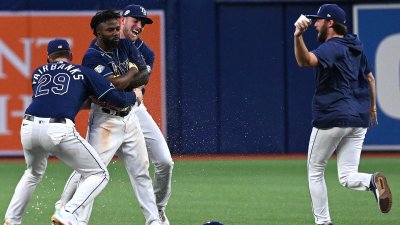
[5,116,109,225]
[307,127,372,224]
[59,104,160,225]
[132,103,173,210]
[58,102,173,221]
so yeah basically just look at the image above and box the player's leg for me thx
[119,112,161,225]
[336,127,371,190]
[52,122,109,217]
[5,122,48,225]
[307,127,345,225]
[53,109,117,211]
[73,109,126,225]
[136,103,174,211]
[55,171,81,210]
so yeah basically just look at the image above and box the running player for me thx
[294,4,392,225]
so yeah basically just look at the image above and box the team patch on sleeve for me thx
[94,65,105,73]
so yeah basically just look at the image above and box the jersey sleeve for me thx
[81,66,136,108]
[311,42,337,69]
[82,51,114,78]
[135,38,155,69]
[121,39,147,71]
[80,66,115,100]
[361,53,372,75]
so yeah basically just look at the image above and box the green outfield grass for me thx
[0,157,399,225]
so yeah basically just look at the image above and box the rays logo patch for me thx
[94,65,105,73]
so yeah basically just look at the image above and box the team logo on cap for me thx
[58,45,63,49]
[124,10,130,16]
[140,7,147,16]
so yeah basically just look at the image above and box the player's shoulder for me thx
[83,39,103,58]
[82,49,108,66]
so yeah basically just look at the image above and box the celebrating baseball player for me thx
[294,4,392,225]
[3,39,142,225]
[54,10,161,225]
[120,4,174,225]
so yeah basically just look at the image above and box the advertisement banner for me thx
[354,4,400,150]
[0,11,165,155]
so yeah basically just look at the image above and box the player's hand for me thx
[133,88,143,106]
[128,62,139,74]
[369,110,378,127]
[294,15,311,37]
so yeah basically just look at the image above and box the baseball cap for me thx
[203,222,223,225]
[307,4,346,24]
[47,39,70,56]
[122,4,153,24]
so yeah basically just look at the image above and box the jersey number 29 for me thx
[35,73,70,97]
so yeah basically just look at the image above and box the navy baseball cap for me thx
[203,222,223,225]
[307,4,346,24]
[47,39,70,55]
[122,4,153,24]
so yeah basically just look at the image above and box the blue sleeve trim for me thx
[97,87,114,100]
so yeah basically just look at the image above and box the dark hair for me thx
[48,50,71,61]
[90,9,121,36]
[332,22,347,35]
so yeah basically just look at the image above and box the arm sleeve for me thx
[82,66,136,108]
[135,38,155,69]
[311,42,336,69]
[123,39,148,71]
[82,52,114,78]
[101,90,136,108]
[361,53,372,75]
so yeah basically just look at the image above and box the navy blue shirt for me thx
[82,39,147,79]
[25,61,135,121]
[311,34,372,128]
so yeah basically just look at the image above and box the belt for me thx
[101,108,131,117]
[24,114,66,124]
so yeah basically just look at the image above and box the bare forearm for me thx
[294,35,311,67]
[368,73,377,111]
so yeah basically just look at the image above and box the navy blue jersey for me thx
[135,38,155,70]
[311,34,371,128]
[25,61,135,121]
[82,38,147,79]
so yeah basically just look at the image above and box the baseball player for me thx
[294,4,392,225]
[3,39,142,225]
[54,10,161,225]
[120,4,174,225]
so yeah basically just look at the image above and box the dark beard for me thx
[317,24,328,42]
[103,37,119,48]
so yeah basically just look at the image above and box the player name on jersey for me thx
[32,62,84,85]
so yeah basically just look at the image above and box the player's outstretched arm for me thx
[101,89,137,108]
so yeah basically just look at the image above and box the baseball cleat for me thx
[51,209,78,225]
[316,223,333,225]
[159,210,170,225]
[370,172,392,213]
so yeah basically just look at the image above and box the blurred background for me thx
[1,0,400,156]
